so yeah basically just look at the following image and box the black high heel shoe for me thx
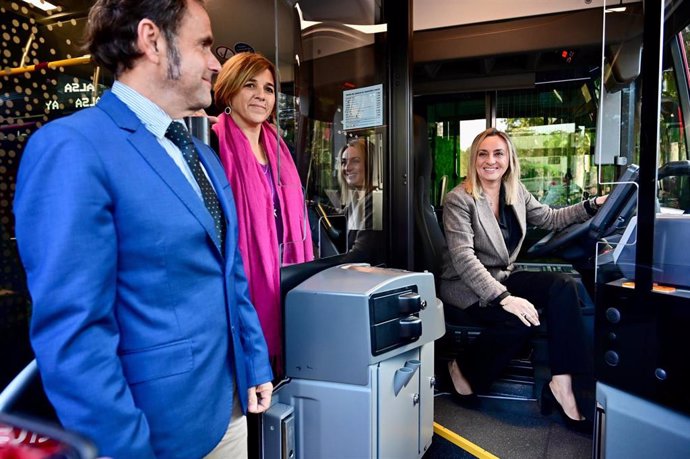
[447,362,480,409]
[450,389,480,409]
[450,388,480,409]
[540,385,593,434]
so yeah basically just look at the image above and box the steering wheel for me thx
[527,164,640,258]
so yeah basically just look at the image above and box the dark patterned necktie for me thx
[165,121,226,251]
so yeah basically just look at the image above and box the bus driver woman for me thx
[439,128,606,433]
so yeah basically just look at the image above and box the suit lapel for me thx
[98,92,223,258]
[476,196,510,261]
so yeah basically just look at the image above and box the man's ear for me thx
[136,18,163,63]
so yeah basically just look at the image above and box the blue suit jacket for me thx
[14,91,273,459]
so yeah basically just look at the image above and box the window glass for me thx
[496,84,600,206]
[425,93,486,206]
[284,1,388,264]
[422,83,603,211]
[657,26,690,211]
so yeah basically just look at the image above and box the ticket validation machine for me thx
[265,264,444,459]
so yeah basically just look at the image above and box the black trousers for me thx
[456,271,591,393]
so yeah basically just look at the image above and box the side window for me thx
[657,26,690,212]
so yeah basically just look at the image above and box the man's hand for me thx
[247,382,273,414]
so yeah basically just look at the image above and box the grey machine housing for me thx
[272,264,445,459]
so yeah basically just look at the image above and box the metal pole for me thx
[385,0,414,270]
[634,0,664,293]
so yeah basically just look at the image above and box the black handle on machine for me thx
[398,291,422,315]
[399,315,422,340]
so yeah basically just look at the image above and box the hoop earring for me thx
[224,106,232,115]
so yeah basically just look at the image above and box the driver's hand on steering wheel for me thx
[500,295,540,327]
[595,195,608,206]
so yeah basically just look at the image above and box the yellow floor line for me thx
[433,422,500,459]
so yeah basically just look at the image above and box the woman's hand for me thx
[595,194,608,206]
[500,295,540,327]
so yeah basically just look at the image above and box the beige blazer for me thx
[439,182,590,309]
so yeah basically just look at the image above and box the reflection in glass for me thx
[282,0,388,264]
[337,136,384,264]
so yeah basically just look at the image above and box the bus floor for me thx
[423,391,593,459]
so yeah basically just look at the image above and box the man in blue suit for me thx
[13,0,273,457]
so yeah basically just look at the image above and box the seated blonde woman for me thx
[440,128,606,433]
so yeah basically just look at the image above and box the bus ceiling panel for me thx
[289,0,379,25]
[413,47,601,95]
[414,73,535,96]
[413,9,604,64]
[413,0,641,31]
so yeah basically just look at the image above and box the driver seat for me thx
[412,115,486,354]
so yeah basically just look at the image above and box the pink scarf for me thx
[213,113,313,375]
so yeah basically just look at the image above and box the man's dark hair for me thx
[84,0,203,76]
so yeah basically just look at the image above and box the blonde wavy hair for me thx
[463,128,521,205]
